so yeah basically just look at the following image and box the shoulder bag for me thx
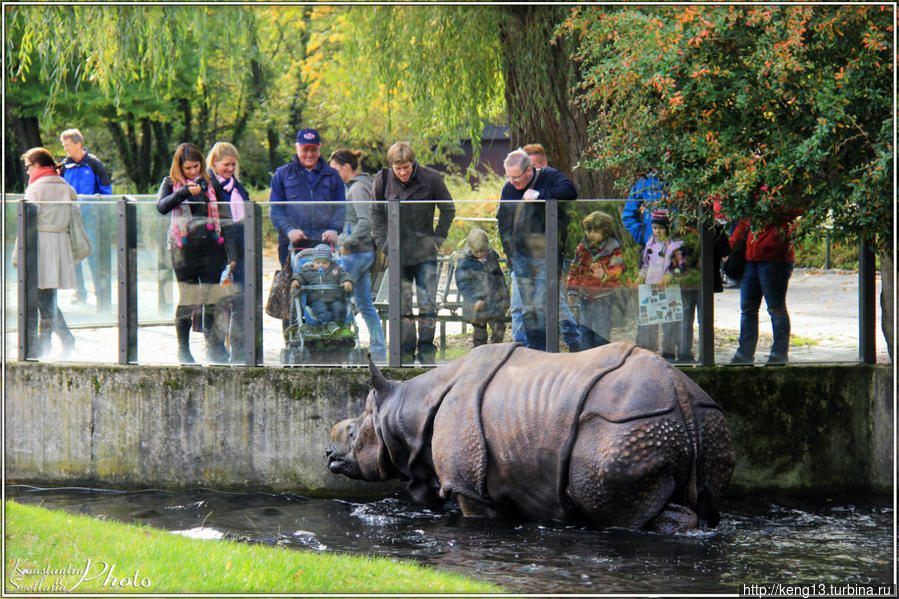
[265,260,293,320]
[69,204,92,264]
[722,233,747,281]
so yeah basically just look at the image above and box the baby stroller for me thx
[280,246,367,365]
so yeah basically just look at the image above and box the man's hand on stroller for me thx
[290,278,301,290]
[287,229,307,244]
[342,281,353,293]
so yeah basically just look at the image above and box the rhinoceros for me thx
[326,342,734,531]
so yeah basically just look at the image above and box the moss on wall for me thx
[5,362,892,495]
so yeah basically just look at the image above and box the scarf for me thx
[215,174,245,222]
[29,166,59,183]
[170,178,223,249]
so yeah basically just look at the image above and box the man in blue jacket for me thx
[60,128,113,305]
[621,169,667,247]
[269,128,346,268]
[496,148,577,351]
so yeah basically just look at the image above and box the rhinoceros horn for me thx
[368,352,393,400]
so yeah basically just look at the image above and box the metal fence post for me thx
[117,198,138,364]
[698,203,716,366]
[545,198,560,353]
[858,240,876,364]
[241,203,263,366]
[16,200,38,361]
[387,198,402,367]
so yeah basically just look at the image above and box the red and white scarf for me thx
[170,178,223,248]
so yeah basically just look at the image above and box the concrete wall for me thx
[5,362,893,496]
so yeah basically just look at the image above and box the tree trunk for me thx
[5,109,42,192]
[497,6,614,200]
[879,249,893,361]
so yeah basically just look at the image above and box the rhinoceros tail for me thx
[672,373,700,511]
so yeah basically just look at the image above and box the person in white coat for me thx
[20,147,78,357]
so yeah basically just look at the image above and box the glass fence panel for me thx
[264,200,373,367]
[713,230,866,365]
[5,197,119,363]
[4,198,19,360]
[40,198,119,363]
[6,192,872,367]
[134,199,176,365]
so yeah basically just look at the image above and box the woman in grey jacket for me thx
[20,148,78,357]
[328,149,386,361]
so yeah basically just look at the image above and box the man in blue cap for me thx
[270,128,347,268]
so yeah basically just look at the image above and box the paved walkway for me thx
[4,261,889,366]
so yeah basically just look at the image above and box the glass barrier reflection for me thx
[267,200,373,367]
[20,198,119,363]
[4,199,18,359]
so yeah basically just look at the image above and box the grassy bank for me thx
[5,501,504,595]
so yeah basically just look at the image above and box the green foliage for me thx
[561,5,893,252]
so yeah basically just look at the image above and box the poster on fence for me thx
[637,284,683,325]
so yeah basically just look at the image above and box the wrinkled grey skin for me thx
[326,342,734,532]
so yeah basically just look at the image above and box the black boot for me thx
[176,307,195,364]
[203,304,229,363]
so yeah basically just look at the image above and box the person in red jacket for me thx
[566,211,625,349]
[728,198,800,365]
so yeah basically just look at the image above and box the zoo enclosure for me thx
[7,194,879,367]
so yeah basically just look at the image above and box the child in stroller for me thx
[281,244,365,364]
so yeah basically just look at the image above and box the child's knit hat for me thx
[312,244,332,262]
[650,209,669,226]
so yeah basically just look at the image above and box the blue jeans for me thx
[511,252,547,350]
[509,274,527,344]
[341,250,386,359]
[400,260,438,362]
[307,299,347,326]
[737,261,793,360]
[511,271,581,350]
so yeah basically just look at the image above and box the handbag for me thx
[69,204,92,264]
[265,261,293,320]
[723,236,747,281]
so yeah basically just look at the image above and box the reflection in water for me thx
[8,485,892,594]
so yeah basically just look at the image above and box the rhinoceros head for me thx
[326,355,398,481]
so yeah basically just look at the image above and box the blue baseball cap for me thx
[296,128,321,146]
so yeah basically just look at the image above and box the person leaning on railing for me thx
[496,148,577,351]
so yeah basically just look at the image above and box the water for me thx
[8,485,894,594]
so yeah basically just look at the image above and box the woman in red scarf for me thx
[157,143,237,364]
[20,147,78,357]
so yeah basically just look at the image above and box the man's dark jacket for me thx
[496,166,577,260]
[370,164,455,266]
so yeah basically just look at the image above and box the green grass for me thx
[5,500,506,595]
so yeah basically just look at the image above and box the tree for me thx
[562,5,894,356]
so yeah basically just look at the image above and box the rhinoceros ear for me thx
[368,352,393,402]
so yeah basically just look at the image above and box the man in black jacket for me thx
[496,148,577,350]
[370,142,455,364]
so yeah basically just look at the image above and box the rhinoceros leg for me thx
[646,503,699,534]
[567,416,693,530]
[456,494,498,518]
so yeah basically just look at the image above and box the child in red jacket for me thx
[566,211,625,348]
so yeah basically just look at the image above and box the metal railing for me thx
[7,193,878,366]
